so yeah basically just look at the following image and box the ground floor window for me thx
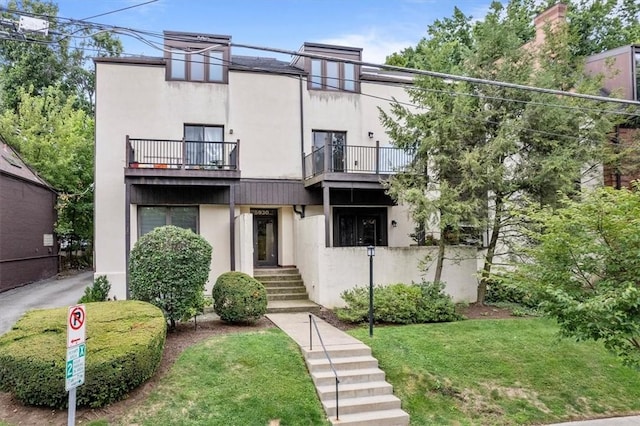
[333,207,387,247]
[138,206,198,236]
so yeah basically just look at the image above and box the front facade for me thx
[94,33,478,307]
[0,143,58,292]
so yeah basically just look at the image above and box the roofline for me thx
[586,45,639,63]
[0,168,58,193]
[301,42,363,53]
[94,56,165,65]
[163,30,231,41]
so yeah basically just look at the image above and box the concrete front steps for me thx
[303,343,409,426]
[254,267,320,314]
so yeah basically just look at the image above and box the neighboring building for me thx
[94,33,478,307]
[585,44,640,188]
[0,142,58,292]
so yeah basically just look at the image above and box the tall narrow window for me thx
[312,130,346,173]
[344,63,355,91]
[170,49,186,80]
[326,61,339,90]
[191,52,205,81]
[310,59,322,89]
[209,51,224,82]
[307,59,358,92]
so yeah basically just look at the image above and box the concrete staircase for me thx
[254,267,320,314]
[303,343,409,426]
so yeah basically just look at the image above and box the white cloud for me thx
[319,30,416,64]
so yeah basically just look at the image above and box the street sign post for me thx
[66,304,86,426]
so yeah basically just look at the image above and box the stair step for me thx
[268,293,309,301]
[307,355,378,372]
[304,344,371,360]
[329,408,409,426]
[254,268,299,275]
[313,368,385,387]
[316,381,393,400]
[265,286,307,294]
[263,280,305,288]
[324,394,402,416]
[256,275,302,282]
[267,300,320,314]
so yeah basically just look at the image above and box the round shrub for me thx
[129,225,212,329]
[212,272,267,323]
[0,301,166,409]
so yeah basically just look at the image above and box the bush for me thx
[336,282,461,324]
[0,301,166,409]
[129,225,212,329]
[486,277,540,308]
[212,272,267,324]
[78,275,111,303]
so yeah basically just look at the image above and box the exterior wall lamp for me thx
[367,245,375,337]
[391,220,397,228]
[368,131,374,139]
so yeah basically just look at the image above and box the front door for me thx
[252,209,278,267]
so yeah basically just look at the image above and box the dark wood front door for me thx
[252,209,278,267]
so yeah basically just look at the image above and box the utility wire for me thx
[80,0,158,21]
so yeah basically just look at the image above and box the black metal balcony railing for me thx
[127,137,239,170]
[303,142,414,179]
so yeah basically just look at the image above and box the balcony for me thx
[125,136,240,180]
[303,142,413,187]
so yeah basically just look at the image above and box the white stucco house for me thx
[93,32,478,308]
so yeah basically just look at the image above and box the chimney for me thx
[533,3,567,47]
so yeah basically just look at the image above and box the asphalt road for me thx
[0,271,93,335]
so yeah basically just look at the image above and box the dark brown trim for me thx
[323,185,330,247]
[229,186,236,271]
[164,32,230,84]
[125,182,131,299]
[93,56,165,65]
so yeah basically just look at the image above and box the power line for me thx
[80,0,158,21]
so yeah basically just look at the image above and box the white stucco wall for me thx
[235,213,253,276]
[296,215,478,308]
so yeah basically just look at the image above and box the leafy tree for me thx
[505,187,640,366]
[129,226,212,330]
[382,1,623,301]
[0,85,94,252]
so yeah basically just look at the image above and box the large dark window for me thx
[184,124,224,167]
[138,206,198,236]
[333,207,387,247]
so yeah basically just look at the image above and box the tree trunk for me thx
[478,195,503,304]
[434,227,446,283]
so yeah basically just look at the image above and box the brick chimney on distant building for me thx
[525,2,568,52]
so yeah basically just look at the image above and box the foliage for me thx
[126,329,329,425]
[129,226,212,330]
[78,275,111,303]
[336,282,461,324]
[505,187,640,367]
[382,0,625,302]
[349,318,640,425]
[0,0,123,113]
[212,272,267,324]
[485,277,540,309]
[0,301,166,408]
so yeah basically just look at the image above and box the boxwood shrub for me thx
[336,282,461,324]
[212,272,267,324]
[129,225,212,329]
[0,300,166,409]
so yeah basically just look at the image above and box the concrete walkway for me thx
[547,416,640,425]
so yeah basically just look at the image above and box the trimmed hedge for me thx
[212,272,267,324]
[0,301,166,409]
[336,282,461,324]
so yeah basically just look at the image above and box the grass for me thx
[349,318,640,425]
[123,328,329,426]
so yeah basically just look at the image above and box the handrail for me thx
[309,313,340,421]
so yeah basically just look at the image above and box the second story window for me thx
[310,59,357,91]
[165,31,230,83]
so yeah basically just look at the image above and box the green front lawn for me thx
[123,328,329,426]
[349,318,640,425]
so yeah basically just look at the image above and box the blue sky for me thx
[51,0,496,63]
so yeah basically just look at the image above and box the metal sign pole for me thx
[68,388,76,426]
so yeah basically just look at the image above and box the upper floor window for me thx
[309,59,358,92]
[634,48,640,101]
[165,31,230,83]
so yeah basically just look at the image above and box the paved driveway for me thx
[0,271,93,335]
